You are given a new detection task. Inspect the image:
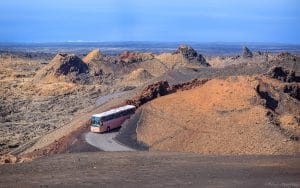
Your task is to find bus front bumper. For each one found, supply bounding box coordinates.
[90,126,101,133]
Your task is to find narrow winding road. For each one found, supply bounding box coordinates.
[84,91,135,151]
[84,131,134,151]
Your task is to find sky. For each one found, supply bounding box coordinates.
[0,0,299,43]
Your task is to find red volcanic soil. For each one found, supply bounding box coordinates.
[137,76,300,155]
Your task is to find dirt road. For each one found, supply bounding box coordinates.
[1,152,299,188]
[84,131,134,151]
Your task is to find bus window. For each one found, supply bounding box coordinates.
[116,112,122,118]
[91,117,100,126]
[102,115,109,122]
[121,110,127,116]
[111,113,118,119]
[128,109,134,114]
[103,114,114,121]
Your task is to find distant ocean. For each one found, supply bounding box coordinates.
[1,42,300,56]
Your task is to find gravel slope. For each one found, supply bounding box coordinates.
[0,152,299,188]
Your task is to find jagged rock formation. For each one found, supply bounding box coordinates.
[266,66,297,82]
[118,51,154,65]
[126,81,171,107]
[173,45,210,66]
[171,78,210,91]
[83,49,104,76]
[242,46,253,58]
[83,48,102,63]
[256,77,300,141]
[284,84,300,100]
[275,52,297,62]
[126,79,210,107]
[33,53,88,83]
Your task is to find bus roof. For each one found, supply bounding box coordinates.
[92,105,135,118]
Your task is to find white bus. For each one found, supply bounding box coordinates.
[90,105,135,133]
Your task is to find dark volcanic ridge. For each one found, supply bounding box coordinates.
[33,45,212,85]
[33,53,89,83]
[173,45,210,66]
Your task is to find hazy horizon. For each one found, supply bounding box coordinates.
[1,41,300,56]
[1,41,300,45]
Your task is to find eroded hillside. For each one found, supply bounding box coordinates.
[137,73,300,155]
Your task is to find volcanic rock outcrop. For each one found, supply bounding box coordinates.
[266,66,297,82]
[174,45,209,66]
[83,49,104,76]
[33,53,88,83]
[275,52,297,62]
[126,81,171,107]
[118,51,154,65]
[242,46,253,58]
[83,48,102,63]
[284,84,300,100]
[126,78,210,107]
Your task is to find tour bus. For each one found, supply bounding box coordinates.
[90,105,136,133]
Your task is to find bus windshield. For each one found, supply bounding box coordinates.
[91,116,100,127]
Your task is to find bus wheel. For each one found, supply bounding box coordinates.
[107,127,111,133]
